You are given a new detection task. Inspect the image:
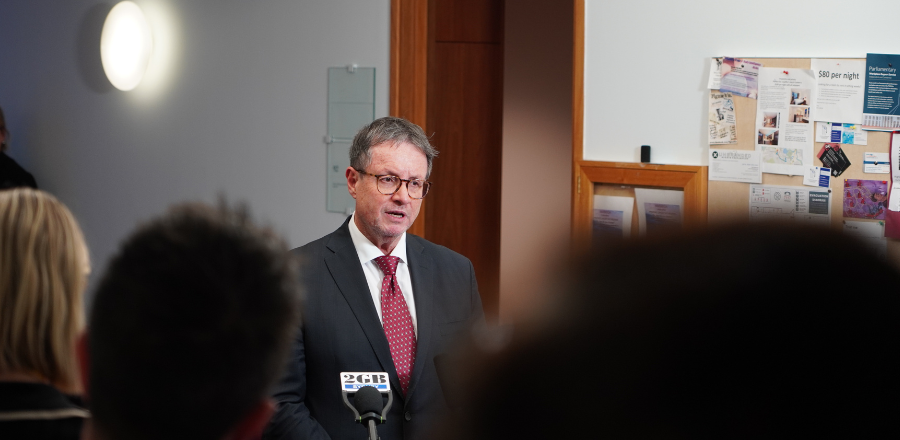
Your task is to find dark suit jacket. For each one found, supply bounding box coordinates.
[265,217,484,440]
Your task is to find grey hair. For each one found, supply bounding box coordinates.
[349,117,438,178]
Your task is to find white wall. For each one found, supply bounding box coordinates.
[0,0,389,303]
[501,0,573,322]
[583,0,900,165]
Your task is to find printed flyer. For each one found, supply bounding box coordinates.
[749,184,831,226]
[755,68,816,175]
[719,58,762,99]
[862,53,900,130]
[708,91,737,144]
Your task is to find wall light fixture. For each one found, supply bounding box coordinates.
[100,2,153,91]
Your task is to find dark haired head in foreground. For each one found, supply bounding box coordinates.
[85,202,301,440]
[440,223,899,438]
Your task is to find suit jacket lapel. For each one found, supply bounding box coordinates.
[405,235,434,401]
[323,219,400,390]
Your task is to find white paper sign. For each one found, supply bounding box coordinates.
[810,59,866,124]
[340,372,391,392]
[709,149,761,183]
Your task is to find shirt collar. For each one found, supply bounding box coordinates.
[348,212,407,265]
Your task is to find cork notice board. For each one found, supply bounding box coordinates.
[707,58,900,268]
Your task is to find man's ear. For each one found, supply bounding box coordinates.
[227,399,275,440]
[346,166,359,199]
[76,332,90,399]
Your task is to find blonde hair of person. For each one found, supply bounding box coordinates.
[0,188,89,392]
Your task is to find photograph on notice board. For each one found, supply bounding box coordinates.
[758,129,779,145]
[789,106,810,123]
[843,179,888,220]
[789,88,810,106]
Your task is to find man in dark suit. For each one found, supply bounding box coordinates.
[266,117,484,440]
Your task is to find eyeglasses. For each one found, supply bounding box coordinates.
[355,169,432,199]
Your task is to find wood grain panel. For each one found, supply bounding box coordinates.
[391,0,429,236]
[434,0,503,43]
[426,41,504,318]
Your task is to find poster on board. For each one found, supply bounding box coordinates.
[755,68,816,176]
[749,184,831,226]
[862,53,900,131]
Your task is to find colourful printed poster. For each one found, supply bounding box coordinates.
[719,58,762,99]
[843,179,888,220]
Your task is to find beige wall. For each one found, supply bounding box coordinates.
[500,0,573,322]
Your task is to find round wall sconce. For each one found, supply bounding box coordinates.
[100,2,153,91]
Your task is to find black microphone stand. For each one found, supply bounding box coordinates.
[342,387,394,440]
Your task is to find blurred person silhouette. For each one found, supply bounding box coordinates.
[0,106,38,189]
[80,202,302,440]
[0,189,90,439]
[436,223,899,439]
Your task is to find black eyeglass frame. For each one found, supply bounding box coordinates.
[354,168,432,199]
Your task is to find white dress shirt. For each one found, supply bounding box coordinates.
[348,213,418,336]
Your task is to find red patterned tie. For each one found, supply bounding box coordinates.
[374,255,417,395]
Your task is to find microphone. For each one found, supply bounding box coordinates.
[340,372,393,440]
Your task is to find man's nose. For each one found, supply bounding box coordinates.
[391,183,412,202]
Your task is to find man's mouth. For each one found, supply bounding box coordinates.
[386,211,406,219]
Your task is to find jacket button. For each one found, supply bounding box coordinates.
[404,411,412,421]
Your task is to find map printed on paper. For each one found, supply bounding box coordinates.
[762,147,803,166]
